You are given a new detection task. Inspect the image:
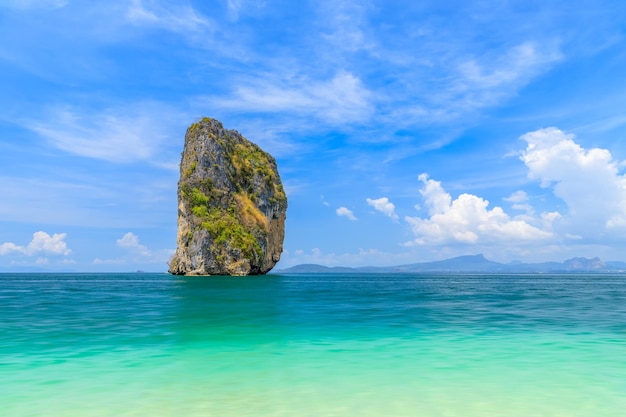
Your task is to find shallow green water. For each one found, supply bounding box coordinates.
[2,273,625,416]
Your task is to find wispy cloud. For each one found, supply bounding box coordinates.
[400,42,563,125]
[318,0,374,54]
[504,190,529,204]
[226,0,242,20]
[504,190,537,218]
[214,70,374,124]
[126,0,213,36]
[0,0,68,9]
[226,0,268,21]
[450,42,562,110]
[573,114,626,135]
[27,103,184,163]
[0,174,177,229]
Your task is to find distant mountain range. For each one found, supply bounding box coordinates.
[277,254,626,274]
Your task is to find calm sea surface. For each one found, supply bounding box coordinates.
[2,272,625,416]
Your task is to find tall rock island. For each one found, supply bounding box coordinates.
[168,118,287,276]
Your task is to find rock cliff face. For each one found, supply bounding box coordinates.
[168,118,287,276]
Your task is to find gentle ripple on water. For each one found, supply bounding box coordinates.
[1,272,626,416]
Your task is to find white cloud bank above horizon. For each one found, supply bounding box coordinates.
[404,127,626,251]
[404,174,553,246]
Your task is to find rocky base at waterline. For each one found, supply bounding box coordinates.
[168,117,287,276]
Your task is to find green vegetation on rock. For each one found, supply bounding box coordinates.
[187,187,262,261]
[201,207,262,261]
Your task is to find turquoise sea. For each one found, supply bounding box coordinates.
[2,272,625,416]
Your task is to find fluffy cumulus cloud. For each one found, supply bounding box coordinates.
[117,232,151,256]
[93,232,173,267]
[336,206,358,221]
[402,128,626,255]
[0,231,71,256]
[405,174,552,245]
[366,197,399,221]
[520,127,626,238]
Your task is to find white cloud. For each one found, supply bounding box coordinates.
[366,197,399,221]
[226,0,245,21]
[336,206,358,221]
[412,42,562,124]
[0,231,71,256]
[101,232,174,267]
[504,190,536,216]
[0,242,22,255]
[459,43,555,90]
[520,127,626,237]
[227,0,241,19]
[417,173,452,216]
[504,190,528,203]
[26,231,72,255]
[28,104,181,163]
[117,232,151,256]
[126,0,213,36]
[405,174,552,245]
[394,128,626,258]
[215,70,373,124]
[318,0,373,53]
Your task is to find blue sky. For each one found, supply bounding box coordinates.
[2,0,626,271]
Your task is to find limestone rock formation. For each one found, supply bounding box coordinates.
[168,118,287,276]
